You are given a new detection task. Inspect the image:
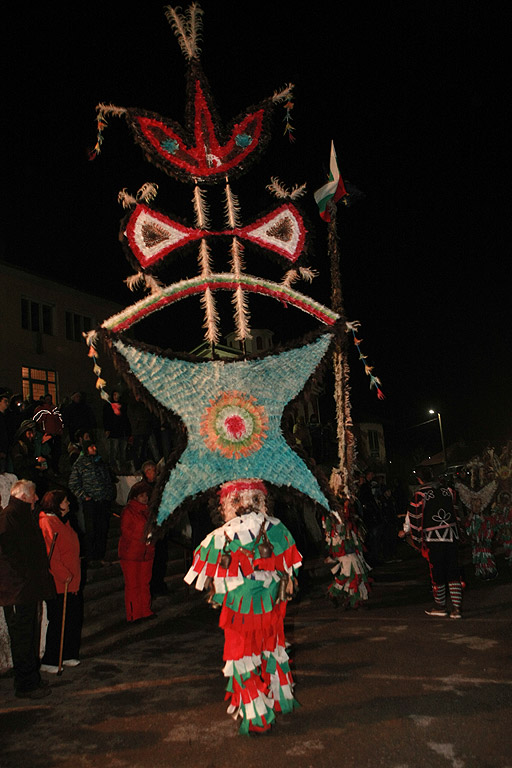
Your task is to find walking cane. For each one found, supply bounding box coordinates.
[57,580,69,676]
[38,533,59,663]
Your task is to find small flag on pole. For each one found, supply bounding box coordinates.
[314,141,347,221]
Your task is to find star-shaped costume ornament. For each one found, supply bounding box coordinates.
[113,334,333,524]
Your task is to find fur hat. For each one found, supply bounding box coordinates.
[14,419,36,441]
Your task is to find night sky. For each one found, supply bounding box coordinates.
[3,2,508,455]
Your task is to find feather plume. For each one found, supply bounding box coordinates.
[232,285,251,341]
[200,287,220,344]
[299,267,318,282]
[272,83,294,103]
[198,239,213,276]
[84,330,98,348]
[281,269,299,288]
[164,3,203,60]
[136,182,159,203]
[192,184,210,229]
[118,188,137,209]
[145,273,164,294]
[96,102,127,118]
[125,272,146,291]
[224,181,242,229]
[229,238,245,276]
[266,177,307,200]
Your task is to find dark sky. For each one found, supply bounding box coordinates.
[3,2,509,449]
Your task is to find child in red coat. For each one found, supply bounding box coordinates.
[118,481,155,622]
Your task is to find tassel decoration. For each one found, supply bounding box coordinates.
[349,326,385,400]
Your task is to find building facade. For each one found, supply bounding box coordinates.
[0,261,122,416]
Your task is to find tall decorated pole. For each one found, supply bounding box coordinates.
[314,142,355,497]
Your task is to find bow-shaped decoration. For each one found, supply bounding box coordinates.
[122,202,307,270]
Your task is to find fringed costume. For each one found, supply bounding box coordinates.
[322,501,371,607]
[185,480,301,734]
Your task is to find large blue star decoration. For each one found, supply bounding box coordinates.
[113,334,333,524]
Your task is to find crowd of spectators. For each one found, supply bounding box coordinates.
[0,384,176,699]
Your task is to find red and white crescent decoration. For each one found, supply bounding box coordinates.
[124,202,307,269]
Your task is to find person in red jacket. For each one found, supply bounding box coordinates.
[39,490,83,672]
[118,481,155,622]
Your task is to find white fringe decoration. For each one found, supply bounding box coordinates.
[193,184,210,230]
[137,183,159,203]
[200,287,220,345]
[164,3,203,60]
[266,177,307,200]
[272,83,294,103]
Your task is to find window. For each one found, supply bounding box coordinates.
[22,367,57,403]
[65,311,92,342]
[368,429,380,458]
[21,298,54,335]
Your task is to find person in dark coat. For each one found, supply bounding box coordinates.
[62,392,96,446]
[0,479,56,698]
[102,390,131,473]
[68,441,116,566]
[10,419,48,497]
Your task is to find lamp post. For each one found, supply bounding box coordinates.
[429,409,447,473]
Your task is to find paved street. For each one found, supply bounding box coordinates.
[1,541,511,768]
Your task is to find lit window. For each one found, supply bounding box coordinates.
[22,367,57,403]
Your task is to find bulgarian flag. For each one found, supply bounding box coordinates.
[314,141,347,221]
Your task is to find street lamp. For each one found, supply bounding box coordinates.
[429,409,447,472]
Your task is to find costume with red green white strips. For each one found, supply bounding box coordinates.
[322,503,371,607]
[184,508,302,734]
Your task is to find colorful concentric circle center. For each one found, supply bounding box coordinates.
[200,390,268,459]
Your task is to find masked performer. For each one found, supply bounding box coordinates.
[185,479,302,735]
